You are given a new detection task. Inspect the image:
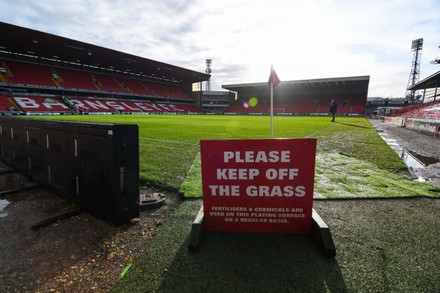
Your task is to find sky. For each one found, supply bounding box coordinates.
[0,0,439,98]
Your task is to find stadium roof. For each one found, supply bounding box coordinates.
[408,70,440,91]
[0,21,210,85]
[222,75,370,96]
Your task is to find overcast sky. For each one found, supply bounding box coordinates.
[1,0,439,97]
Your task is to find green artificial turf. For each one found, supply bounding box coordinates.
[111,197,440,292]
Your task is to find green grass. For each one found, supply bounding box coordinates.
[31,114,440,198]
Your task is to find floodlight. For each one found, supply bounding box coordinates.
[430,56,440,64]
[430,47,440,64]
[411,38,423,50]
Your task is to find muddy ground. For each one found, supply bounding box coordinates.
[0,183,181,292]
[369,118,440,189]
[0,118,439,292]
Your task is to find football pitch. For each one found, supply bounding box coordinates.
[35,114,440,199]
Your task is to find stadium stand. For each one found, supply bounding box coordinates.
[3,68,191,116]
[0,95,19,112]
[0,21,206,115]
[70,97,116,113]
[90,73,130,93]
[173,104,203,113]
[223,76,369,116]
[2,59,185,97]
[106,99,144,113]
[1,57,196,106]
[382,99,440,136]
[13,95,71,113]
[144,81,171,98]
[167,84,193,100]
[224,94,367,116]
[395,100,440,120]
[52,67,100,91]
[71,98,201,113]
[2,94,203,114]
[1,23,373,116]
[286,96,319,114]
[3,60,56,87]
[131,101,166,113]
[117,77,152,95]
[226,100,269,114]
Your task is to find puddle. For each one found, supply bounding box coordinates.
[0,174,25,191]
[378,132,440,168]
[378,132,404,154]
[407,150,440,166]
[0,173,39,192]
[0,198,10,217]
[377,129,440,182]
[385,138,398,144]
[400,150,439,169]
[401,150,426,169]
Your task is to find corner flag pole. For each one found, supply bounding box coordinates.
[270,83,274,138]
[268,65,280,139]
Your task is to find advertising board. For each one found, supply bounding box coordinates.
[201,138,316,234]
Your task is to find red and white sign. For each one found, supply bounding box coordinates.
[201,138,317,234]
[12,96,196,113]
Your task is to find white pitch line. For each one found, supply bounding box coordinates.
[304,123,339,138]
[141,123,337,145]
[140,137,199,146]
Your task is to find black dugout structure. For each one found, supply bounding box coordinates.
[0,117,140,224]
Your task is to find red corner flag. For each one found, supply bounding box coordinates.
[268,65,280,88]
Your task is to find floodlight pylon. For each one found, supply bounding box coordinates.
[205,59,212,92]
[405,38,423,101]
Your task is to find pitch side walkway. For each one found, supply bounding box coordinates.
[113,197,440,292]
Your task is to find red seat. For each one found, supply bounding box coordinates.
[13,96,71,112]
[5,60,56,87]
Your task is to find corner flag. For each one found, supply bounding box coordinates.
[268,65,280,138]
[268,65,280,88]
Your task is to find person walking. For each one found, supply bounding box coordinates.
[330,99,338,122]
